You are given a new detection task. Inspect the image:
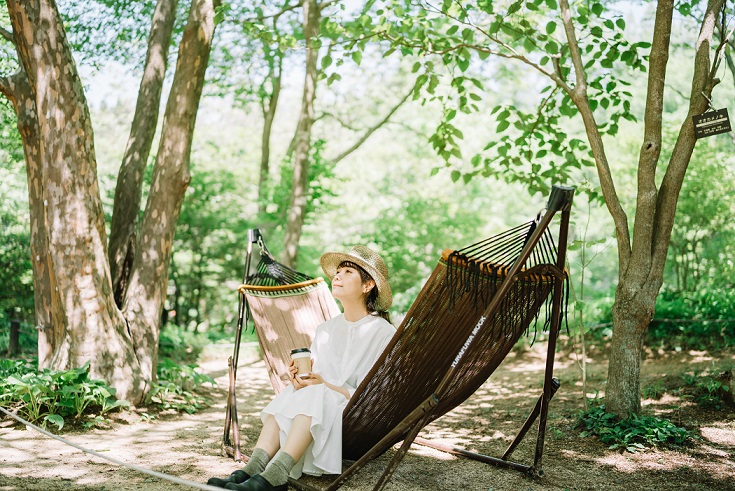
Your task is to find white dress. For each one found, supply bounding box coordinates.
[260,313,395,477]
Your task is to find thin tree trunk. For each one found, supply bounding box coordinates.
[257,50,282,216]
[9,318,20,356]
[122,0,220,394]
[6,0,141,397]
[282,0,319,268]
[108,0,180,308]
[0,65,56,366]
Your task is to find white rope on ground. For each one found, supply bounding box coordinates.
[0,405,232,491]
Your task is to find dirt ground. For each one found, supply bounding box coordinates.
[1,342,734,491]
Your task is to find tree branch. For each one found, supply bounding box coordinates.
[650,0,726,281]
[330,88,412,164]
[0,74,16,103]
[557,0,631,269]
[626,0,674,284]
[0,26,14,44]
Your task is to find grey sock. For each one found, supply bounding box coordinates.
[259,451,296,487]
[242,447,271,476]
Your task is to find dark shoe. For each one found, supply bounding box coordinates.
[224,474,287,491]
[207,470,251,488]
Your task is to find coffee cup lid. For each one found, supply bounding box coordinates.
[291,348,310,354]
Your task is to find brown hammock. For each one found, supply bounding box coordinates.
[224,185,574,490]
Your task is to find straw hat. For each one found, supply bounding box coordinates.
[320,245,392,310]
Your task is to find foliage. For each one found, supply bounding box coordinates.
[158,324,212,363]
[649,289,735,350]
[168,163,252,332]
[0,103,34,327]
[366,0,648,199]
[662,137,735,293]
[578,402,692,452]
[0,360,129,431]
[645,370,734,410]
[146,358,216,414]
[681,370,733,410]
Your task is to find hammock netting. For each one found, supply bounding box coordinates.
[341,219,567,460]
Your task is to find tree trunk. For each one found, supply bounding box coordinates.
[122,0,220,395]
[282,0,319,268]
[8,318,20,356]
[108,0,180,308]
[4,0,220,404]
[0,63,56,366]
[604,0,723,417]
[257,51,282,216]
[6,0,142,398]
[606,282,657,415]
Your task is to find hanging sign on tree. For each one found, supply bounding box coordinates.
[692,93,732,139]
[692,108,732,139]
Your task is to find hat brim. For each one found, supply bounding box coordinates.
[320,251,392,311]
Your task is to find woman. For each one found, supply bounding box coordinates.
[208,245,395,491]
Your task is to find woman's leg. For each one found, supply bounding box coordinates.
[210,416,283,489]
[253,415,281,457]
[281,414,313,462]
[257,414,313,488]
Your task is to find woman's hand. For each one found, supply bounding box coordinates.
[298,372,325,387]
[289,359,322,390]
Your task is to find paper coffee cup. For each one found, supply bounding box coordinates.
[291,348,311,377]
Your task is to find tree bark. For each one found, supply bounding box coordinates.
[9,318,20,356]
[0,61,56,366]
[257,48,282,216]
[282,0,319,268]
[122,0,220,395]
[108,0,180,308]
[6,0,141,397]
[605,0,723,417]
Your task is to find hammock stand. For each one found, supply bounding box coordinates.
[224,184,574,490]
[222,230,340,460]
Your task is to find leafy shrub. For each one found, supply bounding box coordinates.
[146,358,216,414]
[578,403,692,452]
[158,324,210,363]
[650,289,735,350]
[0,360,129,431]
[680,370,733,410]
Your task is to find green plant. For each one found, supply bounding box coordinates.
[679,370,733,410]
[642,379,666,400]
[0,361,129,431]
[146,358,216,414]
[578,403,692,452]
[158,325,212,364]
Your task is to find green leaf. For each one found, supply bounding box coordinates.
[45,414,65,431]
[497,120,510,132]
[591,3,603,15]
[545,41,559,54]
[450,170,461,182]
[351,51,362,65]
[546,21,556,34]
[616,18,626,30]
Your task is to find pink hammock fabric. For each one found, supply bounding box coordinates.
[239,278,341,393]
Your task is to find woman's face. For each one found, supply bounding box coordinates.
[331,265,374,304]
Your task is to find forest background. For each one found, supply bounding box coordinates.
[1,0,735,410]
